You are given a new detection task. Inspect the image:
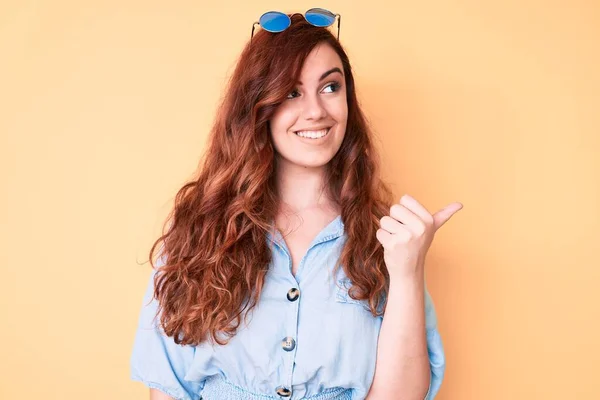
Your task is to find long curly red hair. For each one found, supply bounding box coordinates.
[148,14,396,346]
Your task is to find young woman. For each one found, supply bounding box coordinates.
[130,9,462,400]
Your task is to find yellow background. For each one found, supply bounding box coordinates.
[1,0,598,399]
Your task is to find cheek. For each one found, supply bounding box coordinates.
[335,107,348,139]
[329,98,348,122]
[270,106,296,133]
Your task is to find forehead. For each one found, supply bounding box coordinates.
[297,43,343,81]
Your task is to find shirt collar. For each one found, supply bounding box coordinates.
[266,214,345,246]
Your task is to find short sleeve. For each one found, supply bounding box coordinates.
[423,287,446,400]
[129,265,205,400]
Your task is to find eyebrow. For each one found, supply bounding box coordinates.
[297,67,343,85]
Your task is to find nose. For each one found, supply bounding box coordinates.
[301,92,328,121]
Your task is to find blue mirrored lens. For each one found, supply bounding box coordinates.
[259,11,291,32]
[305,8,335,27]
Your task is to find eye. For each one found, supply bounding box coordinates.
[286,81,343,100]
[287,89,300,99]
[322,81,341,93]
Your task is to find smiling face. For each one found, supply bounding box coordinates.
[269,42,348,170]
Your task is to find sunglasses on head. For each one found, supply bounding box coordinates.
[251,8,341,43]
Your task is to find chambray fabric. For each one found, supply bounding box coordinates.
[130,214,445,400]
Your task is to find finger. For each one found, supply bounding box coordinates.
[433,202,463,231]
[376,227,394,248]
[399,194,434,225]
[388,204,424,235]
[380,215,412,236]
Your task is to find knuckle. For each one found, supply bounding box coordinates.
[397,230,410,243]
[415,222,427,235]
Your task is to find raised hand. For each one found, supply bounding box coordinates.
[375,194,463,280]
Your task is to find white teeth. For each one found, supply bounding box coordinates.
[295,128,329,139]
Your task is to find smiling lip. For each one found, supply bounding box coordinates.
[294,128,331,145]
[294,126,332,135]
[294,126,332,133]
[294,127,331,141]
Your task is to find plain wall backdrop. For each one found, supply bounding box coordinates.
[1,0,598,399]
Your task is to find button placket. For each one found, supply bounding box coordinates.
[275,286,300,398]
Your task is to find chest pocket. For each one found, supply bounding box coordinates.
[335,277,385,316]
[335,277,363,304]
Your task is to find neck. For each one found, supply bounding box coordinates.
[274,158,336,214]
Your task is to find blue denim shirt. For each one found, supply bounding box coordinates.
[130,214,445,400]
